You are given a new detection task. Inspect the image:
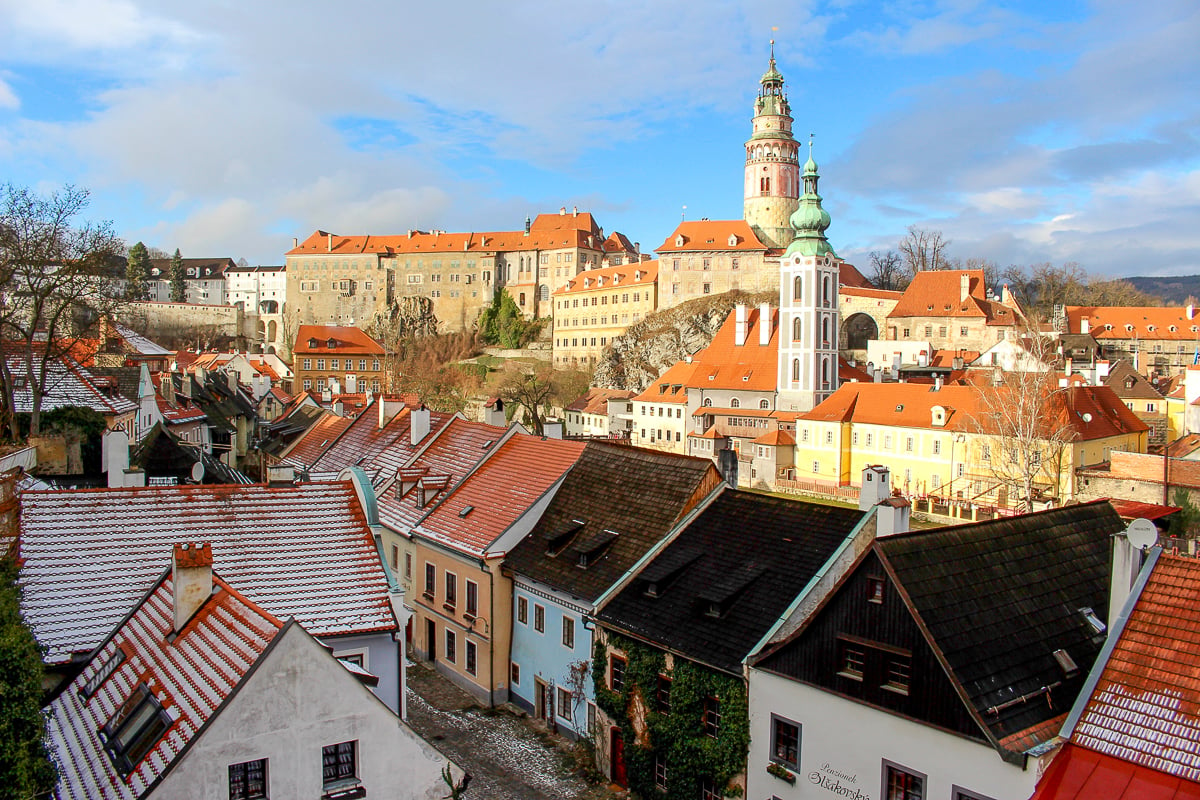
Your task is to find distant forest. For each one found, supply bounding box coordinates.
[1126,276,1200,305]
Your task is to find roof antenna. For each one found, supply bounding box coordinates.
[681,204,687,221]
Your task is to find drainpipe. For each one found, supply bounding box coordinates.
[488,559,495,708]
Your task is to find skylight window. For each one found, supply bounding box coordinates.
[1079,606,1106,634]
[101,684,173,776]
[459,505,474,517]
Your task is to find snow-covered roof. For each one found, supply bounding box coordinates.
[112,323,172,356]
[16,482,396,663]
[6,355,137,416]
[48,566,284,800]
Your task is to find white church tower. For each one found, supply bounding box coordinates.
[776,140,840,412]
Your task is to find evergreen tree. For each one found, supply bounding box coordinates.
[0,552,57,797]
[169,248,186,303]
[125,241,150,300]
[478,289,534,349]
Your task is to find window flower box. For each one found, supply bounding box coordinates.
[767,762,796,784]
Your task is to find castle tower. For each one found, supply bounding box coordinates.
[743,41,801,250]
[776,141,840,412]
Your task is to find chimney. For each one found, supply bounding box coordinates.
[524,216,531,234]
[1189,304,1196,321]
[734,304,748,347]
[484,397,506,427]
[859,465,890,510]
[1001,283,1013,305]
[1059,376,1069,388]
[327,233,333,252]
[573,206,578,217]
[266,465,296,486]
[293,237,298,248]
[410,405,431,445]
[559,206,566,215]
[172,543,213,633]
[226,369,238,392]
[1081,317,1090,334]
[542,420,564,439]
[1065,357,1073,376]
[378,396,406,429]
[934,376,943,391]
[103,428,130,488]
[1097,360,1111,380]
[960,273,970,303]
[918,350,929,368]
[332,399,344,417]
[758,303,772,345]
[1110,519,1157,625]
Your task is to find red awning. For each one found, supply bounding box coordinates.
[1031,745,1200,800]
[1107,499,1180,521]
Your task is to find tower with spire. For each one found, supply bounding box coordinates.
[743,41,801,250]
[776,138,840,412]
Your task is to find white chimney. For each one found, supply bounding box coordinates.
[960,273,970,303]
[484,398,506,427]
[758,303,771,345]
[543,420,564,439]
[859,465,890,510]
[410,405,431,445]
[1110,519,1157,625]
[378,397,406,429]
[1081,317,1090,334]
[103,427,130,488]
[918,350,929,368]
[292,237,298,248]
[266,465,296,486]
[172,542,213,633]
[1065,357,1073,376]
[734,304,748,347]
[1189,304,1196,321]
[327,233,333,252]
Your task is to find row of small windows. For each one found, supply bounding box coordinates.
[560,292,644,308]
[558,337,609,348]
[558,313,642,328]
[302,377,382,393]
[302,359,381,371]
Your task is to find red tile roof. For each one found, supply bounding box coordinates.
[1031,744,1200,799]
[16,482,395,663]
[839,286,901,300]
[281,412,354,467]
[293,325,385,356]
[415,433,584,556]
[554,261,658,295]
[838,261,875,289]
[803,382,1148,440]
[287,224,600,257]
[567,387,635,415]
[308,402,451,482]
[376,418,506,532]
[887,269,1022,326]
[655,220,772,253]
[48,570,282,800]
[1067,306,1200,341]
[1072,554,1200,780]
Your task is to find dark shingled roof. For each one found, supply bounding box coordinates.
[876,500,1122,752]
[504,442,721,603]
[598,491,867,674]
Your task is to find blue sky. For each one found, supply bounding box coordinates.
[1,0,1197,277]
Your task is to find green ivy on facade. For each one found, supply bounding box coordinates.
[592,634,748,799]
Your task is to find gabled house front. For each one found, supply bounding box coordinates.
[46,544,460,800]
[747,501,1126,800]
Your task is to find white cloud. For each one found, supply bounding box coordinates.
[0,74,17,109]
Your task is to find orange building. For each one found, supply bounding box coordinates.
[292,324,387,395]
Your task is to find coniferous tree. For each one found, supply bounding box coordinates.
[0,552,57,796]
[125,241,150,300]
[169,248,186,303]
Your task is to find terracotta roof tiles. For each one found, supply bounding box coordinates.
[655,220,772,253]
[1067,306,1200,341]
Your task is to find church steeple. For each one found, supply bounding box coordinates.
[743,41,801,250]
[784,137,836,258]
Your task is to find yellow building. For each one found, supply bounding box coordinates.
[552,261,658,368]
[794,382,1148,509]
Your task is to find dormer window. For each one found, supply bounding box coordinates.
[543,519,585,556]
[675,235,685,247]
[101,684,172,776]
[727,234,738,246]
[326,338,337,348]
[307,338,319,349]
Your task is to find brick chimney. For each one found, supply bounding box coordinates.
[172,543,213,633]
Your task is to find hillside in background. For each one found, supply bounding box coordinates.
[1126,276,1200,305]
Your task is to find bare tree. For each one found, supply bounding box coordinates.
[968,330,1074,510]
[491,361,588,436]
[897,226,951,277]
[0,184,124,437]
[867,250,907,291]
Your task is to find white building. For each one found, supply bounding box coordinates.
[47,543,460,800]
[225,264,288,352]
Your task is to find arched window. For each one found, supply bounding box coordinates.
[793,316,802,342]
[793,275,802,302]
[823,276,831,305]
[821,358,830,386]
[730,398,740,409]
[822,318,830,346]
[759,399,770,410]
[703,398,713,407]
[792,358,800,382]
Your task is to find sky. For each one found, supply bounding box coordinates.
[0,0,1197,277]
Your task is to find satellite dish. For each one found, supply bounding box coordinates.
[190,462,205,483]
[1124,518,1158,550]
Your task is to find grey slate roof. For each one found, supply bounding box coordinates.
[504,442,721,603]
[876,500,1121,749]
[597,490,867,675]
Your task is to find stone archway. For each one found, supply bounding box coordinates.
[841,312,879,351]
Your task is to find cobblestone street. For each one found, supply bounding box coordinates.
[405,659,612,800]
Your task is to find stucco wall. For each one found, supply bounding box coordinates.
[156,624,457,800]
[323,631,402,715]
[747,669,1044,800]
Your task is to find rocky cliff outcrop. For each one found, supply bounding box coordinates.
[592,290,774,392]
